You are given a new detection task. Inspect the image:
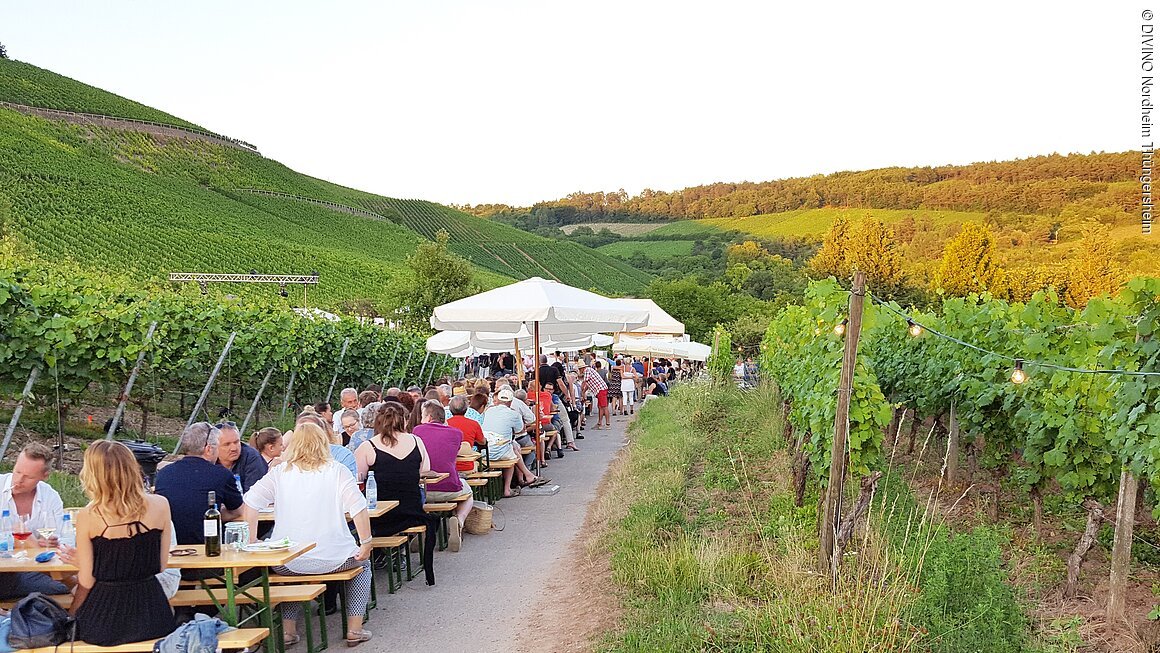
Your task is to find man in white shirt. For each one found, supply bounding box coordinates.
[0,443,68,599]
[333,388,359,433]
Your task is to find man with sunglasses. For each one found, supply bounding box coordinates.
[215,421,268,492]
[154,423,243,549]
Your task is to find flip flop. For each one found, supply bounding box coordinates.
[529,478,551,488]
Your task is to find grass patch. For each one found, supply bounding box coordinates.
[599,382,1037,652]
[597,239,695,259]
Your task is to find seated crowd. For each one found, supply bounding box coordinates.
[0,350,680,649]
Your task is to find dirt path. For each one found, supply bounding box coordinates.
[330,417,629,651]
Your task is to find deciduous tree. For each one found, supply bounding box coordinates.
[1063,222,1122,307]
[809,217,852,278]
[848,218,904,290]
[936,222,998,296]
[390,230,479,331]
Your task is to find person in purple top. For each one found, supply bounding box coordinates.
[412,401,473,552]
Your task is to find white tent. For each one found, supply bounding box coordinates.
[610,298,684,336]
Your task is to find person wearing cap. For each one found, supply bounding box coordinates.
[482,387,538,497]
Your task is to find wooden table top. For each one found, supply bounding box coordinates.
[253,500,398,522]
[419,472,449,485]
[0,541,315,572]
[456,451,482,461]
[0,546,78,573]
[167,542,315,569]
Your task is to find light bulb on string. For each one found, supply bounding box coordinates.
[907,319,923,337]
[1010,359,1027,385]
[833,318,848,336]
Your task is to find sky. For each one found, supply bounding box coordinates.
[0,1,1138,207]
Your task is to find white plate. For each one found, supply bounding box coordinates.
[242,540,295,552]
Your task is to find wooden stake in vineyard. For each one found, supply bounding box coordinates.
[1107,331,1146,629]
[820,270,866,581]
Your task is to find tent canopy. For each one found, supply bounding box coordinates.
[613,337,712,361]
[430,277,649,336]
[611,298,684,336]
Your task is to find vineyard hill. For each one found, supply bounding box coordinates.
[0,59,652,311]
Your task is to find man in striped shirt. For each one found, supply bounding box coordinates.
[580,361,610,430]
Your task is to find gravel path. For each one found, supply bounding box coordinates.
[322,418,628,651]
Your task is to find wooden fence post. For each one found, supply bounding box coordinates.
[820,271,866,581]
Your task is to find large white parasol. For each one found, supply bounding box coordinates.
[431,278,647,463]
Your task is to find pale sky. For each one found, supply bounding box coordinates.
[1,1,1137,207]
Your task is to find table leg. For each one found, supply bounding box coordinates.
[260,568,278,653]
[224,568,237,625]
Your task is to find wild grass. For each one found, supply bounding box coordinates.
[598,381,1036,652]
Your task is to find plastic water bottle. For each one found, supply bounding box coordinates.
[365,472,378,510]
[234,474,244,496]
[0,510,13,557]
[58,513,76,548]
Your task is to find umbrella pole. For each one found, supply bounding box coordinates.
[513,339,522,390]
[534,321,544,467]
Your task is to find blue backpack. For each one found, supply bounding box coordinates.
[7,593,75,649]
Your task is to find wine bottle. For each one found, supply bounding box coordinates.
[204,491,222,557]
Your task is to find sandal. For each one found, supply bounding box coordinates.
[284,634,301,648]
[566,444,580,451]
[345,629,372,647]
[504,487,522,498]
[529,478,551,488]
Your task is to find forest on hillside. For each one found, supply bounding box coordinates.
[462,152,1138,228]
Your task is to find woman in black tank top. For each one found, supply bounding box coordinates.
[354,403,438,585]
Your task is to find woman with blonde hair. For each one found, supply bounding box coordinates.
[243,421,374,647]
[71,441,176,646]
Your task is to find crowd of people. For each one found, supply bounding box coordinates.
[0,349,683,648]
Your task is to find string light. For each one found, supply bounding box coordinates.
[1010,359,1027,385]
[907,318,924,337]
[868,292,1160,378]
[834,318,848,336]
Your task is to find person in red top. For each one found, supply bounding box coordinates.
[530,381,562,458]
[446,395,485,473]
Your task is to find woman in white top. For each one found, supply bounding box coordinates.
[619,358,637,414]
[243,422,374,647]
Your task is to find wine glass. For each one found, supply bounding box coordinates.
[36,526,56,542]
[12,514,32,548]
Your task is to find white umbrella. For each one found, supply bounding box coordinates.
[615,337,712,362]
[427,332,615,357]
[430,277,649,336]
[610,298,684,336]
[431,278,647,463]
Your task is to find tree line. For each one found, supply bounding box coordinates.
[458,152,1138,226]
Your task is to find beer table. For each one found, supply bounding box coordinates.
[419,471,449,485]
[0,547,77,573]
[171,542,315,653]
[0,543,313,653]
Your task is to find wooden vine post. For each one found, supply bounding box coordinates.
[1108,332,1145,628]
[1107,470,1137,626]
[943,401,958,487]
[819,270,866,580]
